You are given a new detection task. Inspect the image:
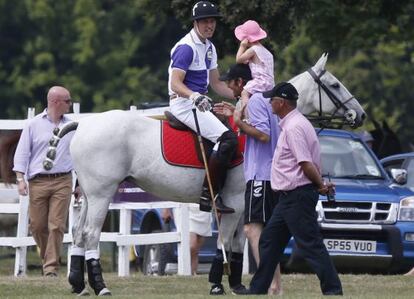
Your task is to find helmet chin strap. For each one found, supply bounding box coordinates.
[194,21,207,42]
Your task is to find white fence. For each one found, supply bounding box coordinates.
[0,189,192,277]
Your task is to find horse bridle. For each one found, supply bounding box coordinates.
[307,68,357,127]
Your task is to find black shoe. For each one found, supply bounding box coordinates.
[44,272,58,278]
[231,284,247,293]
[200,188,235,214]
[232,285,251,295]
[210,284,225,295]
[323,290,343,296]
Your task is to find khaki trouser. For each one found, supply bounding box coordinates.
[28,173,72,275]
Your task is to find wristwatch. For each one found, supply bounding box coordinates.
[16,177,24,183]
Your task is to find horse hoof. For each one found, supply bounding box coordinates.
[98,288,111,296]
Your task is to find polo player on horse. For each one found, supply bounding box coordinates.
[168,1,238,214]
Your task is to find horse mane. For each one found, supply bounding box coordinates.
[0,130,21,185]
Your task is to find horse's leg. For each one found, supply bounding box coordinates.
[209,190,246,292]
[227,213,246,289]
[83,194,112,296]
[69,196,89,296]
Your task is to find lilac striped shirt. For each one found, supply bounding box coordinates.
[271,109,321,191]
[13,109,74,179]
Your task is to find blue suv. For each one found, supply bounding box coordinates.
[283,129,414,273]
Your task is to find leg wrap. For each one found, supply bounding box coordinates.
[87,258,109,296]
[208,249,227,284]
[228,252,244,288]
[215,130,238,164]
[68,255,86,294]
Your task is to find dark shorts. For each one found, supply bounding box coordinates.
[244,180,279,225]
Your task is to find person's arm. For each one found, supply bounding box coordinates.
[15,171,28,196]
[299,161,333,195]
[233,108,269,142]
[209,68,235,99]
[213,101,235,117]
[170,69,194,98]
[13,124,31,196]
[236,39,255,64]
[161,208,173,224]
[170,44,195,98]
[288,127,334,195]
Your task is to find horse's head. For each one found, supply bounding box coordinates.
[291,53,366,128]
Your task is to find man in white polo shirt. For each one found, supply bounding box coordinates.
[168,1,237,214]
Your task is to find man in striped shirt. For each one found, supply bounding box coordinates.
[235,82,343,296]
[14,86,74,278]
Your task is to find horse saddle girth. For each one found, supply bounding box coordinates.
[161,111,245,169]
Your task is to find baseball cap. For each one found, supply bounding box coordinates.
[219,64,252,82]
[262,82,299,101]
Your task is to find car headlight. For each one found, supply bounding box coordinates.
[398,196,414,221]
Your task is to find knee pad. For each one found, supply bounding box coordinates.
[216,130,238,163]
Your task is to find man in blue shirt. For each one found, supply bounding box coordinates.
[14,86,74,278]
[209,64,282,295]
[168,1,236,214]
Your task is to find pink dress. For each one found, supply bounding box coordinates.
[244,45,275,94]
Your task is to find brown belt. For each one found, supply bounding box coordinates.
[31,172,71,180]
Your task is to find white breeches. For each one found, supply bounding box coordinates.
[170,97,228,144]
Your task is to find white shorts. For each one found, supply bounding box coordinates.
[173,205,212,237]
[170,97,228,143]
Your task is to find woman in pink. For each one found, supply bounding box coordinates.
[235,20,275,121]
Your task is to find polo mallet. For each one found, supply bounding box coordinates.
[192,107,231,275]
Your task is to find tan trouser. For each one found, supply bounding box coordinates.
[28,174,72,275]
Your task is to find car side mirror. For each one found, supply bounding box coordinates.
[390,168,407,185]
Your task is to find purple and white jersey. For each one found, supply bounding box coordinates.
[168,29,218,95]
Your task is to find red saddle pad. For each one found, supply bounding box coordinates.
[161,117,245,169]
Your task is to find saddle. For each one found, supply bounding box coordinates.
[161,111,244,169]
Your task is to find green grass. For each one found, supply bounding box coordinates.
[1,247,412,298]
[0,273,412,298]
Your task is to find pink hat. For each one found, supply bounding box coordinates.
[234,20,267,43]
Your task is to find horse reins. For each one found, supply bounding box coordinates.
[307,68,356,125]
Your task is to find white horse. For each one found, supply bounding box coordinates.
[44,53,365,296]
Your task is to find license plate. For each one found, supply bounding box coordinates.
[323,239,376,253]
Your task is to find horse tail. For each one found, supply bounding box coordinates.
[72,193,88,247]
[43,121,78,171]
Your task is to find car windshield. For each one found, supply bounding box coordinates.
[319,135,383,179]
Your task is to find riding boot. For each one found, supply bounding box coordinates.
[69,255,89,295]
[86,258,111,296]
[199,155,234,214]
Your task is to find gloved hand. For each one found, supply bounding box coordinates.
[190,92,213,112]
